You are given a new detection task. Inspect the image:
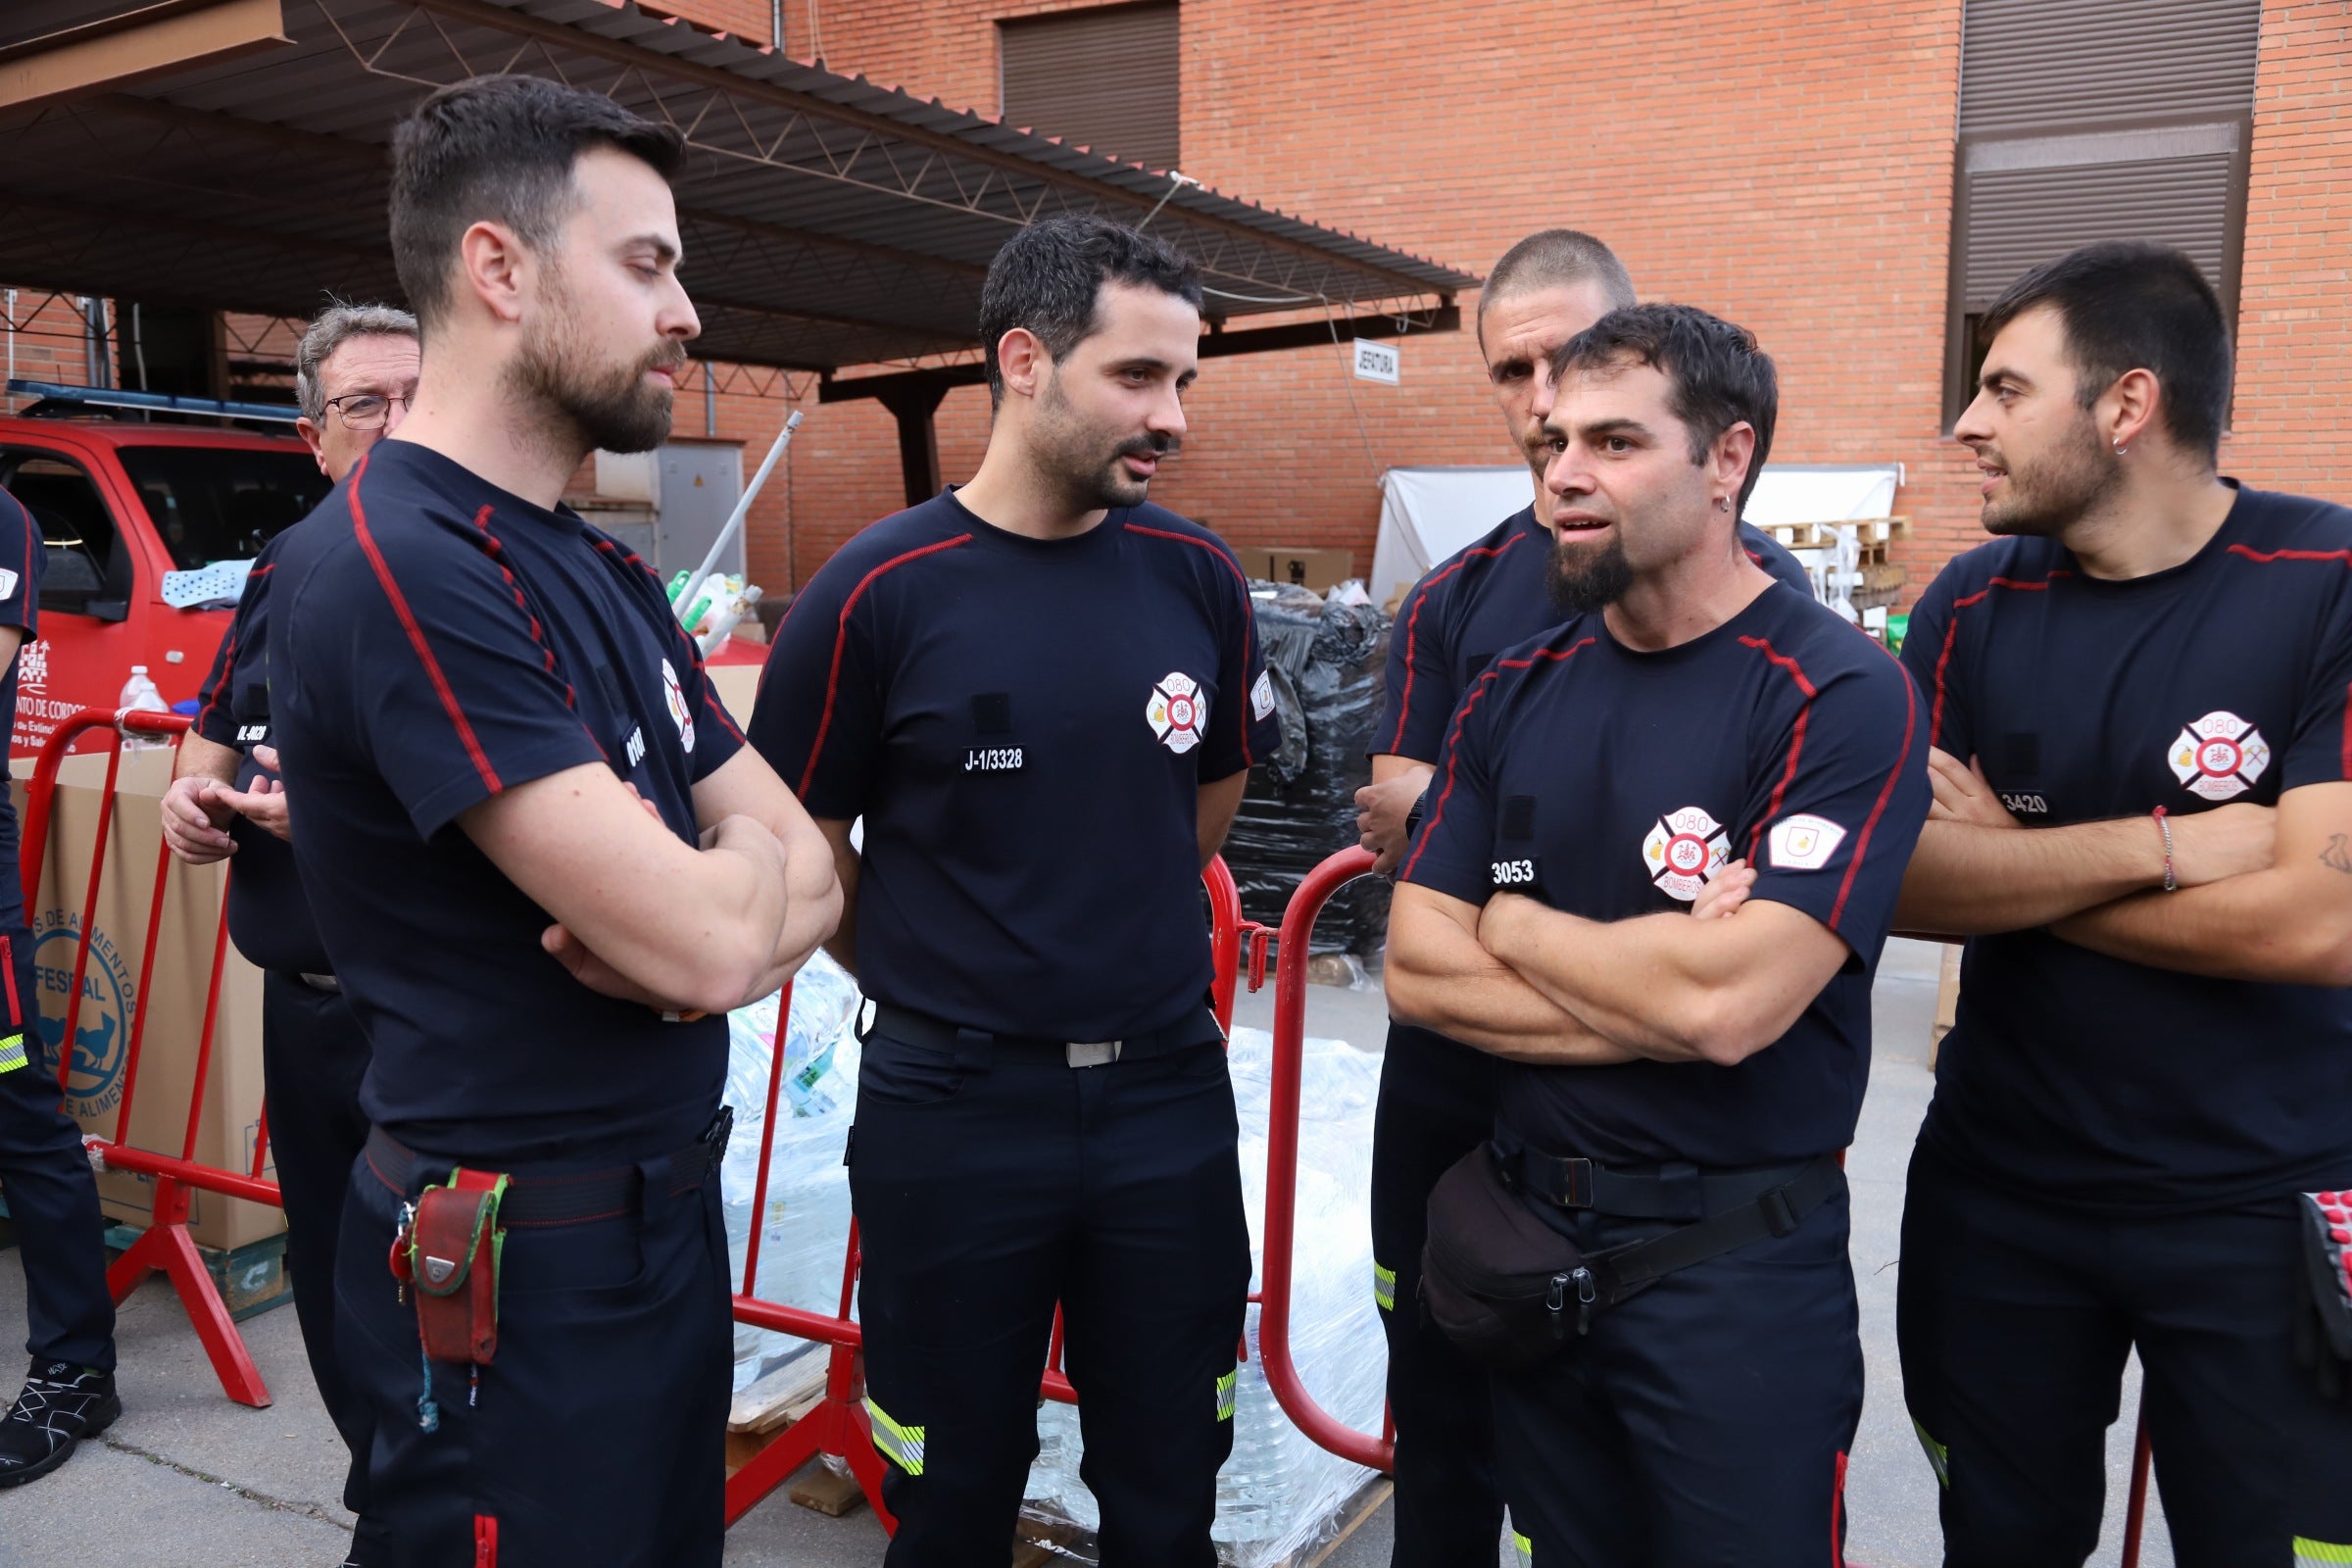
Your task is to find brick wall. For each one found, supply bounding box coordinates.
[672,0,1983,594]
[2223,4,2352,501]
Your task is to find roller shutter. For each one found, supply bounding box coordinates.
[1000,3,1179,172]
[1946,0,2262,412]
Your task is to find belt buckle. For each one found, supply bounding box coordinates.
[1066,1040,1122,1068]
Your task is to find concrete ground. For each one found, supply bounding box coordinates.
[0,939,2169,1567]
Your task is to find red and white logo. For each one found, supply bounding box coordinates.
[1642,806,1730,902]
[1147,671,1207,755]
[2168,710,2268,801]
[662,659,695,754]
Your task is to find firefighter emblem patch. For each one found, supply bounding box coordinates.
[1642,807,1730,902]
[2168,710,2268,802]
[662,659,695,754]
[1147,672,1206,755]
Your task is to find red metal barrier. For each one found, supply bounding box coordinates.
[1257,845,1394,1473]
[20,718,1280,1522]
[19,707,281,1408]
[722,856,1262,1527]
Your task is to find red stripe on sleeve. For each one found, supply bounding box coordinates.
[1388,531,1525,755]
[1122,522,1265,765]
[192,564,270,738]
[1930,570,2071,750]
[347,455,503,796]
[1830,663,1918,931]
[798,535,971,799]
[2222,544,2352,772]
[1737,635,1819,862]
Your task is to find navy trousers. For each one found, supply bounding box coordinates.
[260,971,376,1544]
[1368,1022,1504,1566]
[0,925,113,1372]
[1492,1177,1861,1567]
[849,1031,1251,1568]
[1899,1140,2352,1567]
[334,1134,732,1568]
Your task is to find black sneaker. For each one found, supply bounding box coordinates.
[0,1359,121,1487]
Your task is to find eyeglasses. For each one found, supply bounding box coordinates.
[321,391,415,431]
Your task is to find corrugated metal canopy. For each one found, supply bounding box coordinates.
[0,0,1475,374]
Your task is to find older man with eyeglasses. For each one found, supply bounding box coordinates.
[159,301,417,1568]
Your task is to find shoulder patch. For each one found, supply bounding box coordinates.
[1768,813,1847,871]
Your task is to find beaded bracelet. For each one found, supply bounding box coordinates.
[2153,805,2177,893]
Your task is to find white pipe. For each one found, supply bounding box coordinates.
[676,408,802,626]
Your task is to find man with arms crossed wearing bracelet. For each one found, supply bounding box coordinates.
[1894,241,2352,1566]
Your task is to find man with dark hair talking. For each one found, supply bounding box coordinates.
[1387,304,1926,1566]
[270,74,838,1565]
[1351,230,1809,1565]
[1895,240,2352,1565]
[752,213,1276,1566]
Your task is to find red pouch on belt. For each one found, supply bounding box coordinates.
[406,1170,510,1365]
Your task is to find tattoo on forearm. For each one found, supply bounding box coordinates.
[2323,834,2352,875]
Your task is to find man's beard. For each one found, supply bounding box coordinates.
[1544,531,1634,614]
[509,293,682,457]
[1982,414,2119,538]
[1035,371,1177,511]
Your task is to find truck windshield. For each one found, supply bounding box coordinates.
[114,445,333,570]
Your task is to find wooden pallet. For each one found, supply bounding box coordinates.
[1754,515,1911,553]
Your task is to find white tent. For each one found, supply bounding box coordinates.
[1742,464,1901,529]
[1370,462,1902,610]
[1370,466,1537,611]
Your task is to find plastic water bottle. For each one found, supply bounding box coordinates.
[119,664,171,749]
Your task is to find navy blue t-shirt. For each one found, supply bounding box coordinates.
[0,485,41,939]
[191,534,331,976]
[750,490,1278,1042]
[1900,482,2352,1210]
[1375,506,1812,763]
[1403,586,1928,1165]
[272,441,745,1165]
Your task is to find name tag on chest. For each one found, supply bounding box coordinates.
[963,745,1025,773]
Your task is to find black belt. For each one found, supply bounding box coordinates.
[1494,1134,1838,1224]
[363,1108,732,1227]
[861,1001,1223,1067]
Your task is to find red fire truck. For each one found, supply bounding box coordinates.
[0,383,332,758]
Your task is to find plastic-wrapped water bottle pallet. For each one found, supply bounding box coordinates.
[1011,1475,1394,1568]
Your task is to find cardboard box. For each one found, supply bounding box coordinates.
[1930,943,1961,1072]
[1256,548,1354,593]
[12,746,279,1250]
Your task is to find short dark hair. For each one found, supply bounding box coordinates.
[1478,228,1637,339]
[978,215,1203,406]
[389,74,684,332]
[1551,303,1779,513]
[1979,241,2231,463]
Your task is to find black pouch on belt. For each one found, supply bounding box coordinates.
[2294,1189,2352,1399]
[1419,1142,1840,1370]
[403,1170,511,1365]
[1419,1144,1616,1370]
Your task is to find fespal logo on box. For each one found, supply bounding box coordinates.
[31,908,134,1118]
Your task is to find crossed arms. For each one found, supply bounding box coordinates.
[1893,748,2352,986]
[1385,862,1852,1068]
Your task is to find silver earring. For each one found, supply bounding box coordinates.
[1716,496,1730,512]
[2113,441,2129,456]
